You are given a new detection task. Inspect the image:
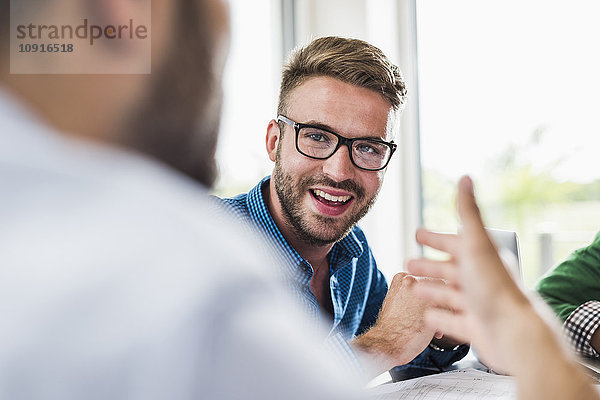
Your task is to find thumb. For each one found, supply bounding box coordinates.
[457,175,486,236]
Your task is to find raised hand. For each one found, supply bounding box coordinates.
[407,176,598,400]
[407,176,528,371]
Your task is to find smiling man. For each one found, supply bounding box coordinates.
[219,36,468,376]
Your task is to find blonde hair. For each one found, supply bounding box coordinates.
[277,36,407,116]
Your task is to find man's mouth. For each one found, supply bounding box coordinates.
[311,189,352,205]
[309,188,355,215]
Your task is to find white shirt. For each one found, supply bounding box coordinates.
[0,89,362,399]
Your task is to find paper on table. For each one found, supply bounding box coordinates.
[367,368,516,400]
[368,368,600,399]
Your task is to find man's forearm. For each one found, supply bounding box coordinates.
[350,273,443,376]
[350,329,405,376]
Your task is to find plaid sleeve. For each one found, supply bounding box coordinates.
[565,300,600,358]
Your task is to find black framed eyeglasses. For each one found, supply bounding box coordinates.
[276,115,397,171]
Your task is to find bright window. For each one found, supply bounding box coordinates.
[214,0,282,196]
[417,0,600,287]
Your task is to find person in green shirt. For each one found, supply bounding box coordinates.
[536,231,600,358]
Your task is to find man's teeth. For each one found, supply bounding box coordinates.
[313,189,351,203]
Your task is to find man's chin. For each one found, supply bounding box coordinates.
[301,234,341,248]
[306,219,354,245]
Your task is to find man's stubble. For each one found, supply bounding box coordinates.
[272,143,379,247]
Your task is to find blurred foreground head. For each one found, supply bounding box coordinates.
[0,0,229,187]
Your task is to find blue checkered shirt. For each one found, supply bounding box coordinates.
[217,176,468,373]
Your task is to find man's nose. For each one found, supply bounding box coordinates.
[322,144,355,182]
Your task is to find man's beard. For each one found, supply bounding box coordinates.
[272,147,378,247]
[121,0,222,188]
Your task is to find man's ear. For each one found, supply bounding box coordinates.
[266,119,281,162]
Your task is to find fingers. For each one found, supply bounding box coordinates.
[456,176,516,282]
[424,309,471,345]
[414,281,465,312]
[415,228,460,256]
[406,258,459,284]
[457,175,486,236]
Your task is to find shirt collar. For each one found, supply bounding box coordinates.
[246,176,364,277]
[330,229,364,272]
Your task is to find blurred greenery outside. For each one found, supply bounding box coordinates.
[422,130,600,289]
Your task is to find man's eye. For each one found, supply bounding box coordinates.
[356,143,381,155]
[304,131,330,143]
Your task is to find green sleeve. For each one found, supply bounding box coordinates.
[536,230,600,321]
